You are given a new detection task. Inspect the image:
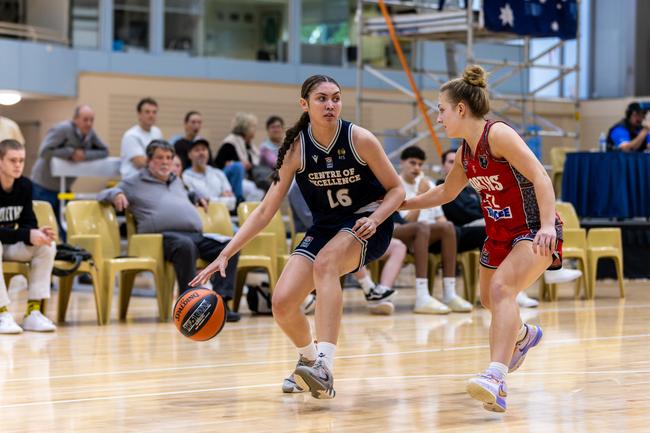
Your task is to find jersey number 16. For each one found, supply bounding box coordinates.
[327,188,352,208]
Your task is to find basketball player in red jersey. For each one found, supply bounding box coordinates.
[402,65,562,413]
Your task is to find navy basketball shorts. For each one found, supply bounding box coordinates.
[292,213,394,273]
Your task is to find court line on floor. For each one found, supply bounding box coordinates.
[42,301,648,339]
[3,369,650,409]
[4,332,650,384]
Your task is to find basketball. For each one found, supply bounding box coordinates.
[173,288,226,341]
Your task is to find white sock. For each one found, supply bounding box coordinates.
[375,284,391,295]
[358,276,375,294]
[297,342,318,361]
[317,342,337,371]
[415,278,430,303]
[516,322,528,343]
[442,277,457,303]
[487,361,508,379]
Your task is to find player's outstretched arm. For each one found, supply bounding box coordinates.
[402,147,467,211]
[190,140,300,286]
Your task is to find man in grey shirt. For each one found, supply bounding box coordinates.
[98,140,240,322]
[31,105,109,234]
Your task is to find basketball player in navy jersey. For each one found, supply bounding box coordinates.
[191,75,405,399]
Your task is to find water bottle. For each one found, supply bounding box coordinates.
[598,132,607,152]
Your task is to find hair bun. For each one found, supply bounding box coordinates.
[463,65,488,88]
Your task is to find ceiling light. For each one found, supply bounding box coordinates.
[0,91,22,106]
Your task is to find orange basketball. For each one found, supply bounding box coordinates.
[173,288,226,341]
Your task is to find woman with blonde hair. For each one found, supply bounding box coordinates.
[402,65,563,413]
[213,112,264,203]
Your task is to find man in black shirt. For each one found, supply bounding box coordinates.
[436,149,486,253]
[173,111,207,169]
[0,139,57,333]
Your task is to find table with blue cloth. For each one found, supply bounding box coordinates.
[562,152,650,218]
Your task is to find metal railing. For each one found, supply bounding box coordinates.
[0,21,68,45]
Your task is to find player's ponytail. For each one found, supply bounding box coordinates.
[271,112,309,183]
[271,74,341,184]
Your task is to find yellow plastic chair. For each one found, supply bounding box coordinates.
[200,202,277,312]
[128,203,277,315]
[65,201,162,323]
[427,251,478,302]
[554,201,622,299]
[458,250,480,304]
[587,229,625,299]
[2,263,29,294]
[539,228,589,301]
[550,147,573,198]
[1,202,61,295]
[238,202,290,276]
[537,202,590,300]
[555,201,580,229]
[33,201,103,324]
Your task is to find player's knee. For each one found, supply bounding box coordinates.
[393,239,408,259]
[271,289,297,318]
[313,251,338,276]
[176,237,197,254]
[489,279,514,303]
[35,241,56,260]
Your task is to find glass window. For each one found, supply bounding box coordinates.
[301,0,354,66]
[114,0,149,52]
[165,0,203,55]
[203,0,288,62]
[71,0,100,49]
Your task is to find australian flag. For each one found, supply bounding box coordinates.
[484,0,578,40]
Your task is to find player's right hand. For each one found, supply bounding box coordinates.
[190,255,228,287]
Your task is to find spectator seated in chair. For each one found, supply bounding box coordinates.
[396,146,473,314]
[182,139,236,212]
[0,139,57,333]
[212,112,265,202]
[99,140,241,322]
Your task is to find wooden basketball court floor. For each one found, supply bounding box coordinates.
[0,274,648,433]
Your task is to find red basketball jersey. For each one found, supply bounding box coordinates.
[460,120,542,242]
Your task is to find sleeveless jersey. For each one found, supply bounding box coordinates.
[461,120,543,241]
[295,119,386,228]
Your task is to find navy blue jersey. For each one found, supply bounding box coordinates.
[294,119,386,227]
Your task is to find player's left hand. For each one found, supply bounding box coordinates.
[532,225,556,257]
[352,217,378,240]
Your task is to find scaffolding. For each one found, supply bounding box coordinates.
[355,0,581,162]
